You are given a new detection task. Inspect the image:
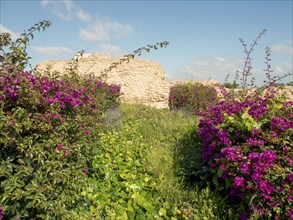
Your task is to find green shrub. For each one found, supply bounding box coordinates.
[223,82,239,89]
[0,21,121,219]
[169,82,219,114]
[0,20,170,219]
[198,30,293,219]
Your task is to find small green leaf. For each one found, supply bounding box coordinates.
[159,207,167,216]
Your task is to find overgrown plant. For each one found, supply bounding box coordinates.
[169,82,219,114]
[223,29,292,101]
[0,20,170,220]
[0,20,51,73]
[0,21,121,219]
[197,30,293,219]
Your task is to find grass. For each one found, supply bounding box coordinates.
[83,104,240,219]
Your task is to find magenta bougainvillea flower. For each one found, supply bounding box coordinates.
[198,93,293,219]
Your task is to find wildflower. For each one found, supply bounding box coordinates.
[84,130,91,135]
[251,171,263,181]
[63,152,70,157]
[56,144,63,151]
[239,162,251,174]
[287,173,293,182]
[271,116,293,132]
[0,206,4,220]
[9,120,15,127]
[259,180,274,194]
[240,212,248,220]
[248,138,264,147]
[83,166,89,174]
[234,176,245,188]
[285,210,293,219]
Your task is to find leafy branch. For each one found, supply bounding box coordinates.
[239,29,266,89]
[0,20,51,73]
[97,41,170,79]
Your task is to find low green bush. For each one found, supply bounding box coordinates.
[169,82,219,114]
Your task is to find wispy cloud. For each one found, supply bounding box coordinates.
[39,0,132,42]
[273,62,293,74]
[40,0,92,22]
[76,9,92,23]
[176,54,292,85]
[177,56,241,81]
[79,18,133,42]
[98,43,123,58]
[0,24,19,40]
[272,43,293,55]
[32,46,74,57]
[40,0,74,21]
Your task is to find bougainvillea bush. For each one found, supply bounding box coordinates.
[0,21,121,219]
[197,30,293,219]
[169,82,219,114]
[198,96,292,219]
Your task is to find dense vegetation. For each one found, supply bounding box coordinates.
[169,82,219,114]
[0,21,292,220]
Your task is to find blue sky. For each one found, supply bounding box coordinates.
[1,0,292,85]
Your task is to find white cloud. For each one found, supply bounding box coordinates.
[177,56,241,81]
[98,43,123,58]
[32,46,74,56]
[0,24,19,40]
[176,55,292,86]
[40,0,75,21]
[40,0,93,23]
[40,1,133,43]
[274,62,293,74]
[79,17,133,42]
[272,43,293,55]
[40,0,50,7]
[79,25,108,42]
[76,9,92,23]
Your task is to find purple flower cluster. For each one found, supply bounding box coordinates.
[0,69,121,180]
[198,94,293,219]
[0,206,4,220]
[0,70,121,112]
[271,116,293,132]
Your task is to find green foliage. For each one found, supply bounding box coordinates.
[0,20,51,72]
[169,82,219,114]
[198,30,293,219]
[79,104,242,219]
[2,20,274,220]
[287,81,293,86]
[82,105,182,219]
[223,82,239,89]
[0,21,120,219]
[83,123,164,219]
